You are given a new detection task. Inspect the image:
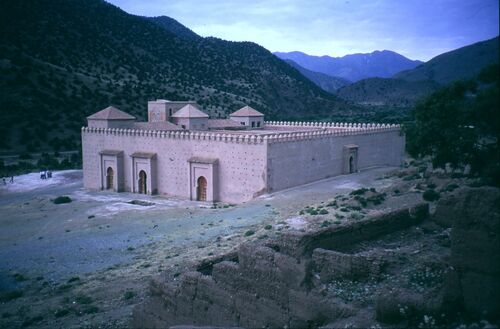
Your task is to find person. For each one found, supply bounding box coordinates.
[47,170,52,178]
[10,176,13,183]
[2,178,6,185]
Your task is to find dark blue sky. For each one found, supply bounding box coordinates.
[107,0,499,61]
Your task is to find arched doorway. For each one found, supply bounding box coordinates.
[197,176,207,201]
[349,156,354,173]
[106,167,114,190]
[138,170,147,194]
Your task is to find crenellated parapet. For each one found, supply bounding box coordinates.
[82,122,401,145]
[82,127,267,144]
[264,121,401,129]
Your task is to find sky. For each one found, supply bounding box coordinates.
[106,0,499,61]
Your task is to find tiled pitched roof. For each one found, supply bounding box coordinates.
[171,104,209,118]
[133,121,183,131]
[230,105,264,117]
[87,106,136,120]
[208,119,243,129]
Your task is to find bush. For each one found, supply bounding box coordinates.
[0,290,23,302]
[244,230,254,236]
[123,290,135,300]
[75,294,93,305]
[350,188,368,196]
[54,308,71,318]
[53,196,72,204]
[264,225,272,230]
[423,189,440,202]
[319,209,329,215]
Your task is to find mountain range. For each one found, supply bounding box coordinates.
[274,50,423,82]
[335,36,499,108]
[283,59,351,93]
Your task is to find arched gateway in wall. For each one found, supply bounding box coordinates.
[197,176,207,201]
[106,167,114,190]
[138,170,147,194]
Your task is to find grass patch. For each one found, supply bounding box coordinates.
[53,196,72,204]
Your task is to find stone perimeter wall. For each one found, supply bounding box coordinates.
[82,128,268,203]
[82,123,404,203]
[266,127,404,192]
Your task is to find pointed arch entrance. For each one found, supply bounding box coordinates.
[197,176,207,201]
[138,170,147,194]
[106,167,114,190]
[343,144,358,174]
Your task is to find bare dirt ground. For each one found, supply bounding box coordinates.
[0,164,470,328]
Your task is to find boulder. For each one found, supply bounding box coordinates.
[443,187,500,320]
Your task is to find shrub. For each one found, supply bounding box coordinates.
[350,188,368,196]
[75,294,92,305]
[321,220,331,227]
[84,306,99,314]
[53,196,72,204]
[123,290,135,300]
[319,209,329,215]
[0,290,23,302]
[54,308,71,318]
[264,225,272,230]
[12,273,27,281]
[443,183,459,192]
[326,200,337,207]
[67,277,80,283]
[244,230,254,236]
[423,189,440,202]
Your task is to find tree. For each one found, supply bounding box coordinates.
[406,64,499,186]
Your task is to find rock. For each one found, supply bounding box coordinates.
[375,289,425,324]
[444,187,500,320]
[312,248,385,282]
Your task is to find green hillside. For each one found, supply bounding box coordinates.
[336,78,439,107]
[395,37,499,84]
[0,0,359,153]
